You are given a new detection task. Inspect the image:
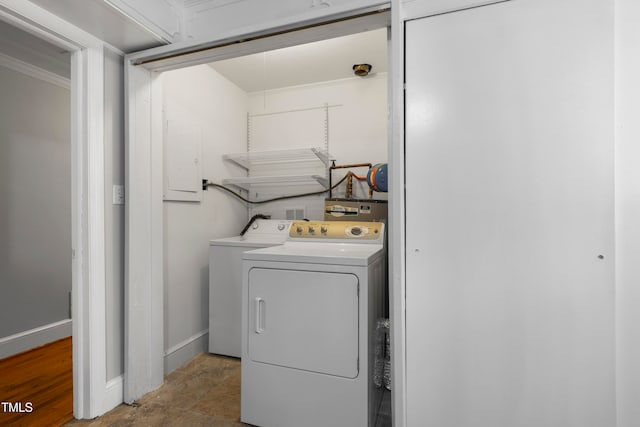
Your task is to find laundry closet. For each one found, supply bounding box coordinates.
[158,28,389,382]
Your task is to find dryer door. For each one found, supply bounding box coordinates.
[248,268,359,378]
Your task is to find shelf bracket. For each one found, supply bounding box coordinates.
[311,147,334,167]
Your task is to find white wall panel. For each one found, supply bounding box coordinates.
[162,64,247,369]
[163,102,202,201]
[405,0,614,425]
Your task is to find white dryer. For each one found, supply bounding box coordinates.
[208,218,292,357]
[241,221,386,427]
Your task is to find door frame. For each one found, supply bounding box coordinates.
[123,0,394,408]
[0,1,112,419]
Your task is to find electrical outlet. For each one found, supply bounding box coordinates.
[113,184,125,205]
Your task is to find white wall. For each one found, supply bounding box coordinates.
[247,73,388,219]
[0,19,70,79]
[0,64,70,341]
[615,0,640,426]
[158,66,387,371]
[161,64,247,373]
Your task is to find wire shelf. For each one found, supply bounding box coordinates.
[222,148,334,170]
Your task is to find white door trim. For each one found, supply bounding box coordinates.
[0,0,111,419]
[389,3,406,427]
[123,63,165,403]
[73,45,109,418]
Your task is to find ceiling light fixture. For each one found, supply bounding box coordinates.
[353,63,372,77]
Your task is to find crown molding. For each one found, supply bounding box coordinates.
[0,51,69,89]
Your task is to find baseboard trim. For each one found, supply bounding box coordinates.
[164,329,209,374]
[0,319,72,359]
[101,375,124,414]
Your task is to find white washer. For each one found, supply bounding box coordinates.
[241,221,386,427]
[208,218,292,357]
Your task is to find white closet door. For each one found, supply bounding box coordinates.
[405,1,614,426]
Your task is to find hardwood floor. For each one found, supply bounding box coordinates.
[0,337,73,427]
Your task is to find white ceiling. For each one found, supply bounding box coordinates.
[208,28,388,93]
[4,2,387,86]
[11,1,387,76]
[28,0,167,53]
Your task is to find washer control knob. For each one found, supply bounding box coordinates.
[350,226,362,236]
[308,226,315,234]
[296,226,303,234]
[277,224,286,231]
[320,226,328,235]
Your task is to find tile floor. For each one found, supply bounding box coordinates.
[64,353,391,426]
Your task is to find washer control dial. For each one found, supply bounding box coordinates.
[289,221,384,240]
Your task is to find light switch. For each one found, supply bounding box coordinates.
[113,184,125,205]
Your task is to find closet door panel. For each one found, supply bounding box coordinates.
[404,1,614,426]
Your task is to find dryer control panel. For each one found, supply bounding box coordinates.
[289,221,384,241]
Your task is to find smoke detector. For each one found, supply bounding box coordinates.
[353,63,372,77]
